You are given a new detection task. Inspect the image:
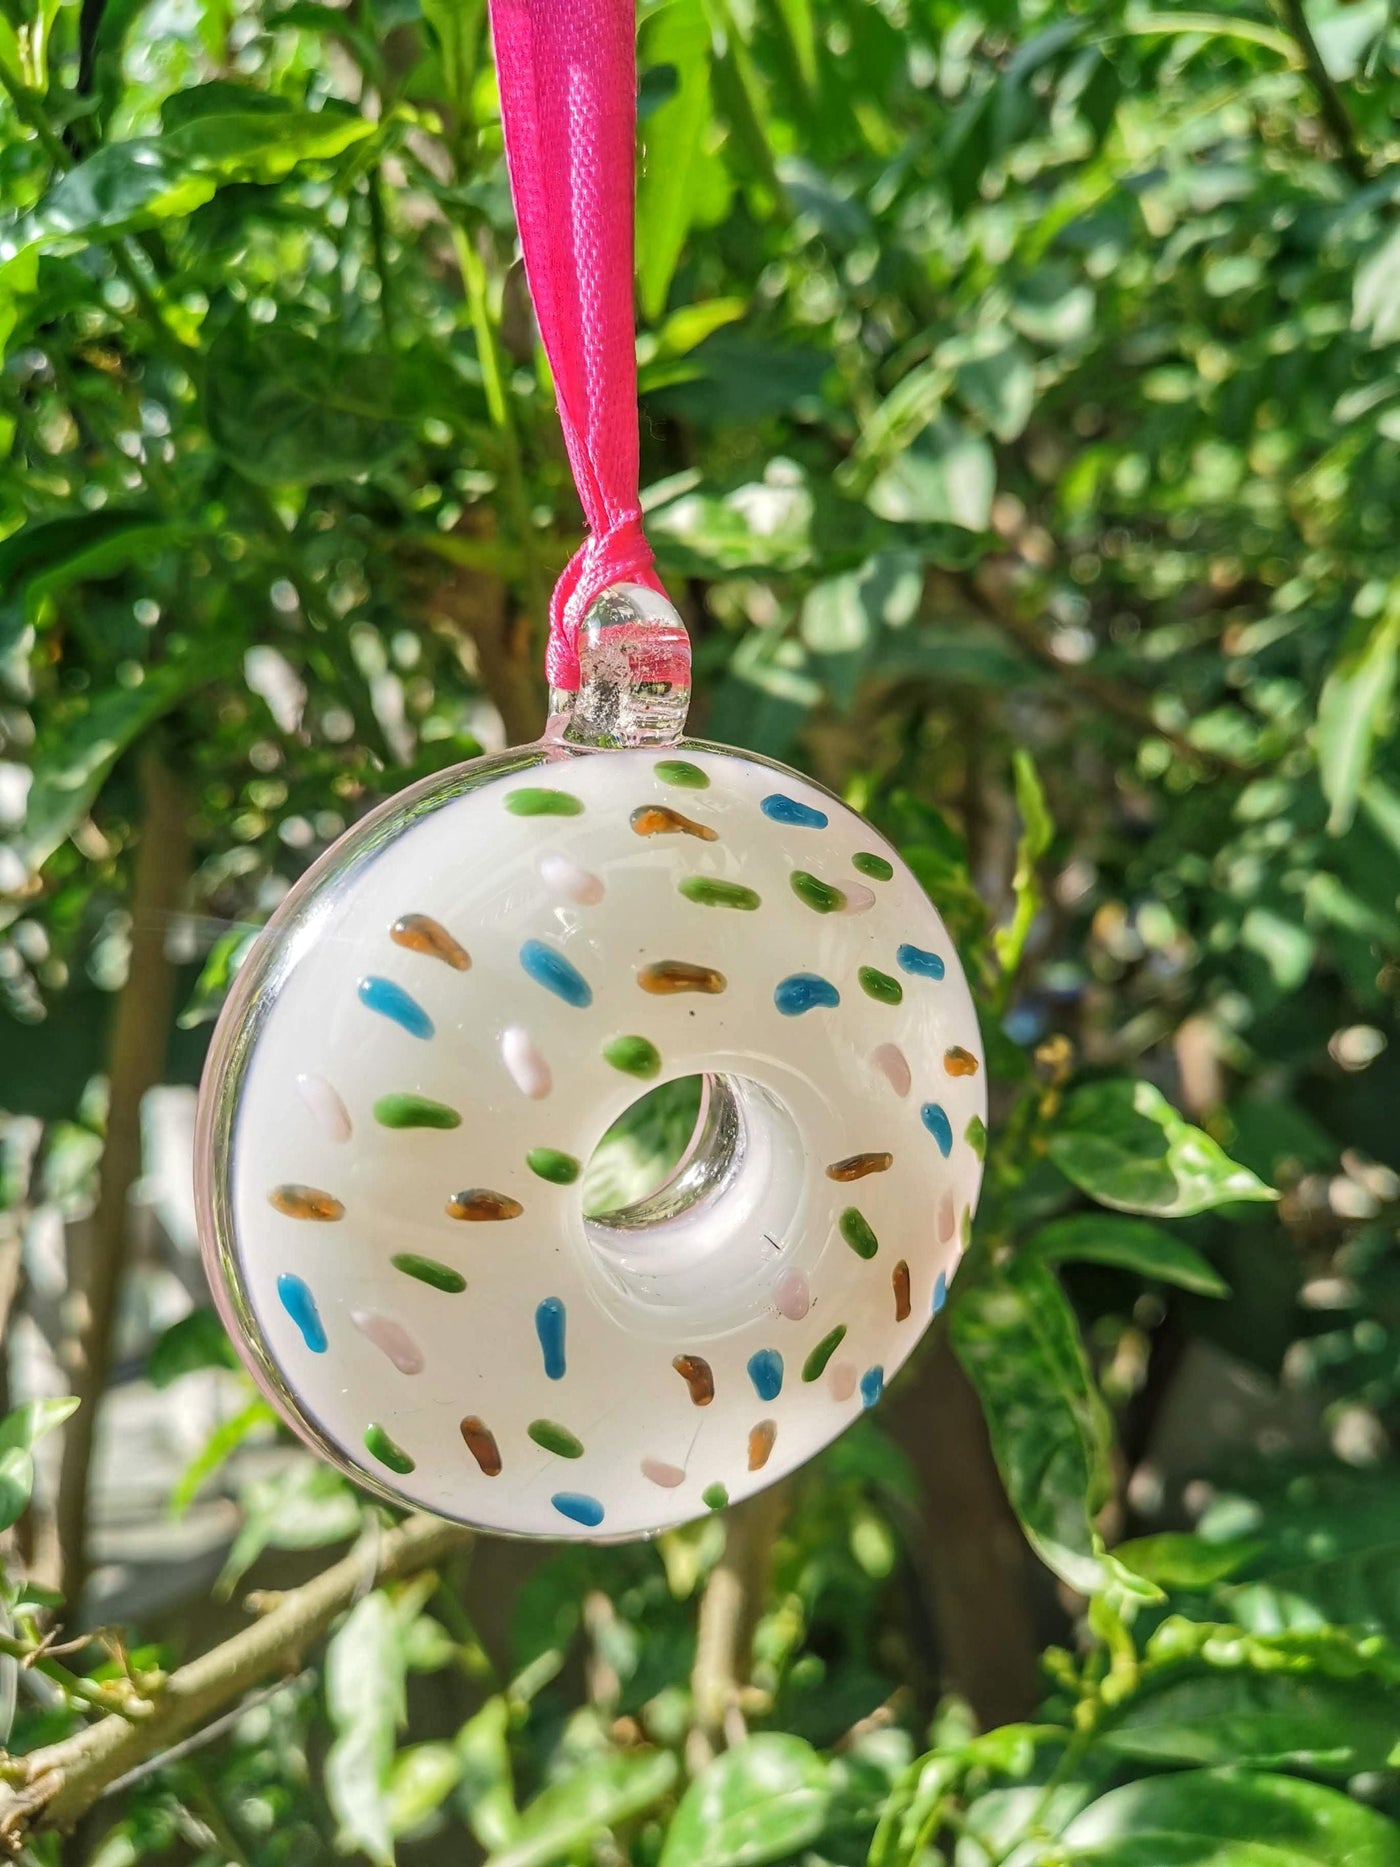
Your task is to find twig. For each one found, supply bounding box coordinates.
[99,1678,301,1800]
[0,1514,469,1846]
[1273,0,1370,184]
[686,1485,786,1774]
[0,1637,148,1723]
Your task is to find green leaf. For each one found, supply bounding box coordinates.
[488,1750,679,1867]
[1354,225,1400,348]
[993,748,1052,981]
[389,1742,462,1835]
[22,659,209,874]
[326,1591,408,1867]
[205,320,415,484]
[1114,1533,1263,1588]
[1027,1215,1229,1297]
[216,1456,361,1589]
[172,1398,276,1520]
[1102,1669,1400,1773]
[457,1696,518,1853]
[0,246,37,364]
[147,1308,241,1387]
[1047,1082,1277,1218]
[659,1734,830,1867]
[636,0,713,323]
[1059,1767,1400,1864]
[0,510,187,655]
[867,417,995,531]
[950,1257,1139,1597]
[421,0,485,115]
[0,1397,78,1534]
[8,110,376,254]
[1314,598,1400,836]
[1203,1470,1400,1641]
[952,332,1037,442]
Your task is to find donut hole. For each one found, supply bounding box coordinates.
[582,1075,705,1219]
[582,1073,807,1332]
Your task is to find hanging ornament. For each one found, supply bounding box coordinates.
[195,0,986,1539]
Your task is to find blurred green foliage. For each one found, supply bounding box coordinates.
[1,0,1399,1858]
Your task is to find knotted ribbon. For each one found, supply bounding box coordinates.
[487,0,673,692]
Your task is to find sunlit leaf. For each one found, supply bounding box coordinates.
[489,1750,678,1867]
[659,1734,829,1867]
[950,1256,1141,1597]
[1059,1767,1400,1864]
[1047,1082,1277,1218]
[326,1591,407,1866]
[1028,1215,1228,1296]
[1314,597,1400,835]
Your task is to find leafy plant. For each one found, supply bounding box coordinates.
[0,0,1397,1859]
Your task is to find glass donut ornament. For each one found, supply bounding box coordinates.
[195,588,987,1539]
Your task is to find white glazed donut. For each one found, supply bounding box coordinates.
[196,740,986,1538]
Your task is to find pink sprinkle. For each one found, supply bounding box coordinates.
[539,852,605,906]
[841,882,876,914]
[296,1072,352,1143]
[871,1043,911,1098]
[828,1361,858,1402]
[774,1270,811,1321]
[502,1025,551,1099]
[642,1458,686,1488]
[938,1191,957,1243]
[351,1310,424,1375]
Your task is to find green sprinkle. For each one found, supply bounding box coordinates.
[840,1208,878,1260]
[679,876,761,911]
[528,1419,584,1459]
[604,1035,661,1078]
[365,1423,414,1474]
[853,851,894,881]
[961,1205,974,1249]
[373,1093,461,1130]
[391,1253,466,1294]
[703,1482,729,1511]
[791,870,846,913]
[655,759,710,790]
[965,1115,987,1161]
[527,1147,581,1185]
[803,1325,847,1383]
[859,966,903,1006]
[505,788,583,817]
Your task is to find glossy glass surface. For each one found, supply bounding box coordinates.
[195,738,986,1538]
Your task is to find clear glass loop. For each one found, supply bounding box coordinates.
[548,584,691,749]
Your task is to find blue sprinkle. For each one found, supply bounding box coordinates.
[747,1349,784,1402]
[358,975,434,1039]
[520,939,592,1009]
[552,1491,604,1528]
[897,943,946,981]
[277,1273,327,1353]
[932,1271,948,1316]
[921,1102,953,1156]
[761,793,829,829]
[860,1365,884,1409]
[536,1297,566,1381]
[774,972,841,1016]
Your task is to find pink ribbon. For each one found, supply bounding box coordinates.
[488,0,674,692]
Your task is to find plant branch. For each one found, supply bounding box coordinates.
[1273,0,1369,184]
[0,1637,147,1723]
[48,747,191,1607]
[686,1484,786,1773]
[0,1515,469,1846]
